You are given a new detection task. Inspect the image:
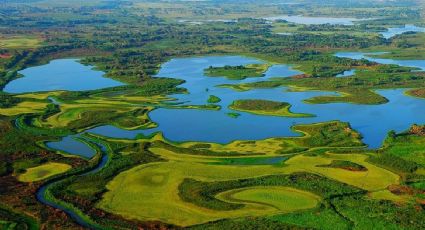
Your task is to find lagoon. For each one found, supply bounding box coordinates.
[3,59,124,94]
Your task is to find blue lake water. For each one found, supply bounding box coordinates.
[381,25,425,39]
[336,69,356,77]
[276,32,293,36]
[264,15,364,25]
[46,135,96,158]
[3,59,124,94]
[335,52,425,71]
[46,55,425,156]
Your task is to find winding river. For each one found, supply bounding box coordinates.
[35,140,109,229]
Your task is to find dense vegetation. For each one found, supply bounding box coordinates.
[0,93,22,108]
[205,64,269,80]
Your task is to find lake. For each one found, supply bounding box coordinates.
[46,55,425,156]
[335,52,425,71]
[336,69,356,77]
[381,25,425,39]
[263,15,365,25]
[3,59,124,94]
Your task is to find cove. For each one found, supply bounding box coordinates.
[47,56,425,153]
[3,59,124,94]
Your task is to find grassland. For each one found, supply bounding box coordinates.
[26,92,168,131]
[98,146,399,226]
[271,22,380,39]
[205,64,270,80]
[96,121,399,227]
[0,101,48,116]
[180,121,364,155]
[18,162,71,182]
[369,33,425,60]
[229,99,313,117]
[318,160,367,171]
[216,186,320,212]
[382,131,425,167]
[0,37,41,49]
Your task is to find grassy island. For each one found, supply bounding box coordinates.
[229,99,313,117]
[205,64,270,80]
[207,95,221,103]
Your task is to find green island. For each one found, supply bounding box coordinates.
[205,64,271,80]
[0,0,425,229]
[227,112,241,118]
[207,95,221,103]
[229,99,313,117]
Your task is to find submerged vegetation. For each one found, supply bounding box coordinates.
[0,0,425,229]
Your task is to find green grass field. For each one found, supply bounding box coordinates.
[97,124,399,226]
[18,162,71,182]
[217,186,320,212]
[0,37,41,49]
[0,101,48,116]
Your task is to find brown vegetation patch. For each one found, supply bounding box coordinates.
[292,74,311,79]
[388,185,415,196]
[0,53,11,59]
[409,124,425,136]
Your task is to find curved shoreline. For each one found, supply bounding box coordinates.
[35,141,109,229]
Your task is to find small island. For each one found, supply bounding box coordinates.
[229,99,313,117]
[227,112,241,118]
[204,63,270,80]
[207,95,221,103]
